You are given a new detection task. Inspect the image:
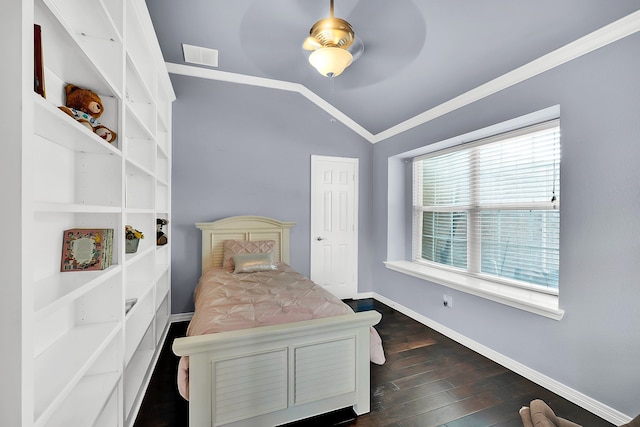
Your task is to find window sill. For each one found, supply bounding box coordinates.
[384,260,564,320]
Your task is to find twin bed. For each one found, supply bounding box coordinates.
[172,216,384,426]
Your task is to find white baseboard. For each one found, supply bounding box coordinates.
[170,312,193,323]
[354,292,375,300]
[370,293,632,425]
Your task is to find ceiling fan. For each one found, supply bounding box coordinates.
[302,0,364,77]
[238,0,425,88]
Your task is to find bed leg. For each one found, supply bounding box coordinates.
[353,401,370,416]
[353,327,372,416]
[353,376,371,415]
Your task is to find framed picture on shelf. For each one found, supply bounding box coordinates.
[34,24,46,98]
[61,228,113,272]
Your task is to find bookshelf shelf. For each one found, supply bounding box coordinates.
[124,346,155,420]
[33,266,122,317]
[125,105,155,141]
[125,244,156,263]
[42,371,121,427]
[126,156,155,178]
[33,202,122,214]
[155,297,170,344]
[35,0,122,100]
[155,262,170,281]
[45,0,122,41]
[33,94,122,156]
[124,292,154,365]
[125,279,155,305]
[34,322,121,425]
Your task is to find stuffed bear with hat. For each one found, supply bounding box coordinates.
[156,218,169,246]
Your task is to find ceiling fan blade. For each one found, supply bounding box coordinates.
[302,36,322,51]
[347,36,364,61]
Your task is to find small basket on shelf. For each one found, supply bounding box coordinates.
[125,225,144,253]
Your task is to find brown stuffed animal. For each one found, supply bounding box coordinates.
[59,84,117,143]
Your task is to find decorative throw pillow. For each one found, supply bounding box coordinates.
[233,253,277,273]
[222,239,276,270]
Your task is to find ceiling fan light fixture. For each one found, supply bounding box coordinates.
[309,46,353,77]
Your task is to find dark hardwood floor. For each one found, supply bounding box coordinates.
[134,299,615,427]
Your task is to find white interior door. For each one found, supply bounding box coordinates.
[310,155,358,299]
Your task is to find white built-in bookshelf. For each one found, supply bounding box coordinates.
[0,0,174,426]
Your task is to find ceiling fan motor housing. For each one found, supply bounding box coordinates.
[310,17,355,48]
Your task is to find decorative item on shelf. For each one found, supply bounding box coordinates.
[58,84,117,143]
[156,218,169,246]
[61,228,113,272]
[125,298,138,314]
[125,225,144,253]
[34,24,45,98]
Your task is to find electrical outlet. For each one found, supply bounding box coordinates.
[443,294,453,308]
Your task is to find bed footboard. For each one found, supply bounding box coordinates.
[173,310,382,427]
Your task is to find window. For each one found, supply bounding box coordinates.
[412,120,560,293]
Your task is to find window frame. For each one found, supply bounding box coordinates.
[384,107,564,320]
[411,120,561,296]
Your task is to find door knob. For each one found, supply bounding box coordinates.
[316,237,326,241]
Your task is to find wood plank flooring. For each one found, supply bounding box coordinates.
[134,299,615,427]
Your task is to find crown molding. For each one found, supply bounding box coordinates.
[164,63,375,141]
[166,9,640,145]
[373,9,640,143]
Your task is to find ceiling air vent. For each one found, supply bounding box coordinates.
[182,43,219,67]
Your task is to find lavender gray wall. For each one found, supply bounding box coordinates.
[371,33,640,416]
[170,75,373,314]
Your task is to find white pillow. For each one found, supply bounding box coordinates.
[233,253,277,273]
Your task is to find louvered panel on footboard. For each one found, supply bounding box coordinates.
[294,338,356,405]
[213,350,288,425]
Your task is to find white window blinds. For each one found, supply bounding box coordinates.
[413,120,560,291]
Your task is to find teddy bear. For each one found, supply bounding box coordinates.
[156,218,169,246]
[58,84,117,143]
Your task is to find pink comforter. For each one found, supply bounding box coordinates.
[177,263,385,399]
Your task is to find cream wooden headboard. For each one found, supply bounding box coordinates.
[195,216,295,274]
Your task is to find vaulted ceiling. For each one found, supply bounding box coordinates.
[146,0,640,137]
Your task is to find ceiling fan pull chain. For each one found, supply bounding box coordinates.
[329,75,337,123]
[330,74,335,99]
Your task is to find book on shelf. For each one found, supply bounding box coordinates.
[61,228,114,272]
[34,24,46,98]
